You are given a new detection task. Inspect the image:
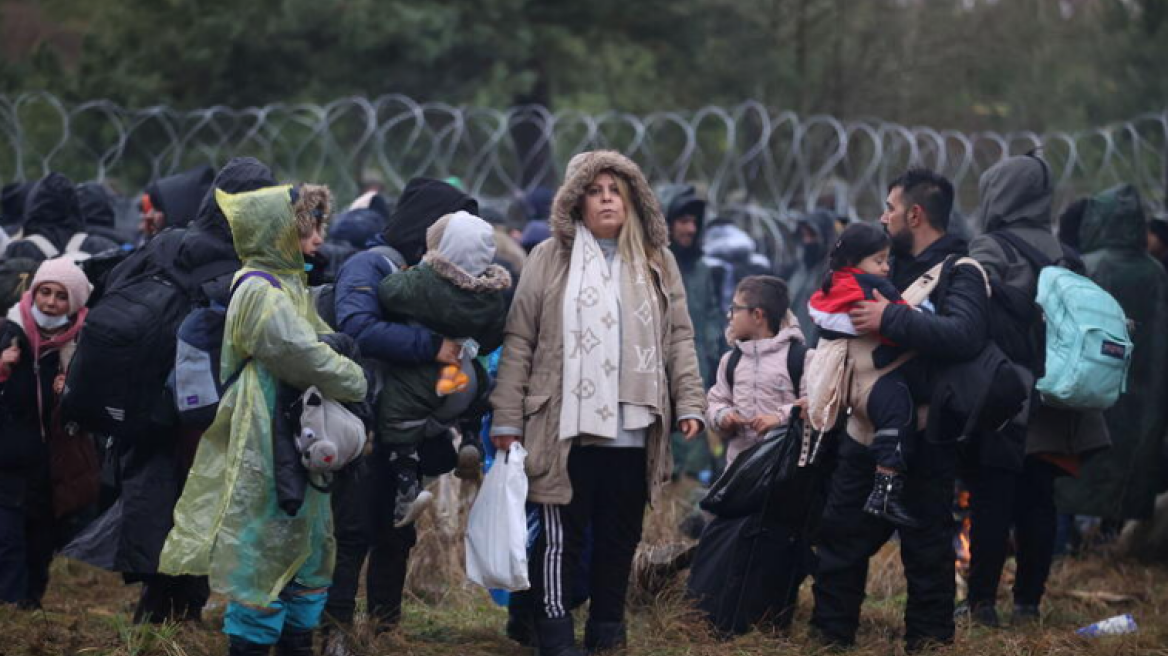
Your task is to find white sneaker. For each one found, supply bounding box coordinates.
[393,489,434,528]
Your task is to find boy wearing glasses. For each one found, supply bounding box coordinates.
[706,275,810,466]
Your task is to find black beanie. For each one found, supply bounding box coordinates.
[382,178,478,266]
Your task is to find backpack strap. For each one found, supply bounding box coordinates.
[725,346,743,393]
[65,232,89,254]
[368,245,407,271]
[23,234,59,259]
[933,255,991,313]
[900,260,947,307]
[230,270,283,296]
[787,340,808,393]
[219,272,283,387]
[991,231,1054,270]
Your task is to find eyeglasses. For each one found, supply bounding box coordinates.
[727,303,756,318]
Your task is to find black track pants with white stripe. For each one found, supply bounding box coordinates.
[529,446,648,622]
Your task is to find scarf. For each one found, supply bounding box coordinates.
[560,226,662,440]
[14,292,87,437]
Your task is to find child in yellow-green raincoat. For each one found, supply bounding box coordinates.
[159,184,366,655]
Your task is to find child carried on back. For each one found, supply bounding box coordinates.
[376,211,511,526]
[807,222,926,527]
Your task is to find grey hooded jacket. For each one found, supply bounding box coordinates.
[968,155,1064,293]
[969,155,1109,466]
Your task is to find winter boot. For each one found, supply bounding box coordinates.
[506,590,535,646]
[533,616,585,656]
[274,629,314,656]
[228,636,272,656]
[583,621,626,654]
[389,448,422,526]
[863,471,921,528]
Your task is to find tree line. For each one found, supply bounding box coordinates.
[2,0,1165,131]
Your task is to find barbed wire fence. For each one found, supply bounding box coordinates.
[3,92,1166,263]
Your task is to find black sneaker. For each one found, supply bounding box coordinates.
[955,599,1001,628]
[1012,603,1041,625]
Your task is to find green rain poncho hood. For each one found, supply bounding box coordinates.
[1079,184,1148,254]
[159,185,366,605]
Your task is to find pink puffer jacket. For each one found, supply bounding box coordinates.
[705,320,811,465]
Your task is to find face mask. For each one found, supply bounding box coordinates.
[31,304,71,331]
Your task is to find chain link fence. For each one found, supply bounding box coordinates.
[3,93,1166,231]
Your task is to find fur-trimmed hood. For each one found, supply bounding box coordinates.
[293,183,333,235]
[422,251,512,293]
[550,150,669,250]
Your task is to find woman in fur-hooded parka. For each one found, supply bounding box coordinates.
[489,150,706,653]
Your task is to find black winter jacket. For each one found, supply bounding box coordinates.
[0,317,63,509]
[882,234,989,363]
[61,158,276,577]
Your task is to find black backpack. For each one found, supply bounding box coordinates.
[62,259,236,440]
[923,255,1030,444]
[985,230,1084,376]
[723,339,808,394]
[172,271,283,430]
[0,257,39,314]
[313,244,405,331]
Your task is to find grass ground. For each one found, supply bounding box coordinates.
[3,477,1166,656]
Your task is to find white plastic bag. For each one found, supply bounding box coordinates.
[466,443,531,591]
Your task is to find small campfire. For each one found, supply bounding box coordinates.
[954,484,972,584]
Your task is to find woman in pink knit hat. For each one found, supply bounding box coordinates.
[0,256,92,608]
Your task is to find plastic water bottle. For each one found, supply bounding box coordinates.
[1077,613,1138,637]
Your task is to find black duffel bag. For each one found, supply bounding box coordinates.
[700,406,835,532]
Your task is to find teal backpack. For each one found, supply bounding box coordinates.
[1034,266,1131,410]
[990,231,1132,411]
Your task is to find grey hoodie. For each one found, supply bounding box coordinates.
[436,211,496,277]
[969,154,1109,465]
[968,155,1064,295]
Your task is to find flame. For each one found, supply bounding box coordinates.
[954,489,972,573]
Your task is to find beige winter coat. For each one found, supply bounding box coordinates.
[490,151,707,505]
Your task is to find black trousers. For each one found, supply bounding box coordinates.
[0,471,66,609]
[134,574,210,623]
[867,359,929,472]
[811,435,956,648]
[530,446,647,623]
[0,503,58,608]
[324,454,417,629]
[966,456,1058,608]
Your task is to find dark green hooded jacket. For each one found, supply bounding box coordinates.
[375,217,511,447]
[1055,185,1168,520]
[657,184,725,385]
